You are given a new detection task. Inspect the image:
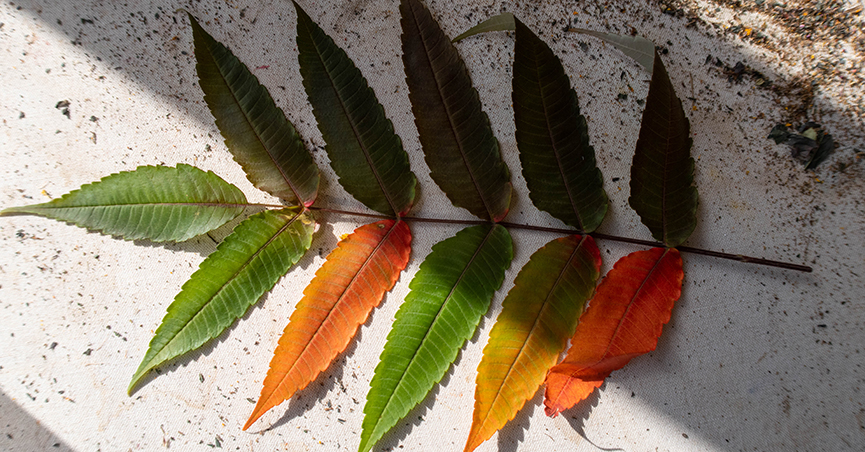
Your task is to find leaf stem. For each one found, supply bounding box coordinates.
[305,206,812,272]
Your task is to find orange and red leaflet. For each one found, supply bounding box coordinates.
[244,219,411,430]
[544,247,683,417]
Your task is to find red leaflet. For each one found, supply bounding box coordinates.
[244,220,411,430]
[544,247,683,417]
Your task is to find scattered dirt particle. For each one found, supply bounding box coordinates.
[55,100,71,119]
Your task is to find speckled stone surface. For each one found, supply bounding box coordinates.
[1,1,863,451]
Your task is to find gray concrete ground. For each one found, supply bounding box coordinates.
[1,0,863,451]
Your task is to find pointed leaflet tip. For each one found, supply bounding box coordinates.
[512,18,608,232]
[628,53,698,247]
[245,220,411,430]
[569,28,655,73]
[451,12,515,42]
[400,0,512,222]
[294,1,416,217]
[465,235,601,452]
[543,247,683,417]
[128,208,314,394]
[1,164,247,243]
[188,13,320,206]
[359,224,513,452]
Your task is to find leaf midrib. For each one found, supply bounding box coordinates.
[648,59,685,246]
[472,235,585,437]
[660,80,673,244]
[367,225,496,444]
[410,4,493,221]
[141,211,302,373]
[526,36,583,231]
[20,202,251,209]
[597,247,669,367]
[301,15,399,217]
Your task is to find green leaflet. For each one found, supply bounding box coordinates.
[190,13,319,206]
[451,12,515,43]
[629,52,699,247]
[360,224,513,452]
[570,28,655,73]
[512,18,608,232]
[294,2,416,217]
[0,164,246,242]
[400,0,512,222]
[466,235,601,451]
[128,208,314,393]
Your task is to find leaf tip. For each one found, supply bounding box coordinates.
[128,354,161,395]
[127,368,147,396]
[243,381,287,432]
[184,10,200,28]
[242,412,258,431]
[463,431,483,452]
[292,0,308,19]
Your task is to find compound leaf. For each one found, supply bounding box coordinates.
[360,224,513,452]
[294,1,417,217]
[465,235,601,452]
[128,208,314,393]
[400,0,512,222]
[245,219,412,430]
[629,52,698,247]
[190,13,319,206]
[1,164,246,242]
[544,247,683,417]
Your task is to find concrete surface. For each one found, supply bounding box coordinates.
[1,0,863,451]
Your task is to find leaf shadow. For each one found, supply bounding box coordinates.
[561,387,625,452]
[495,383,622,452]
[7,1,295,138]
[496,389,543,452]
[489,368,622,452]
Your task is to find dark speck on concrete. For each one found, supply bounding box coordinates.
[55,100,70,119]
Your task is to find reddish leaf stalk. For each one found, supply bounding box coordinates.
[306,206,812,272]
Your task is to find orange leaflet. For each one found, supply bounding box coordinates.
[543,247,683,417]
[465,235,601,452]
[244,219,411,429]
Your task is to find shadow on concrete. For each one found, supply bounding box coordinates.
[0,390,75,452]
